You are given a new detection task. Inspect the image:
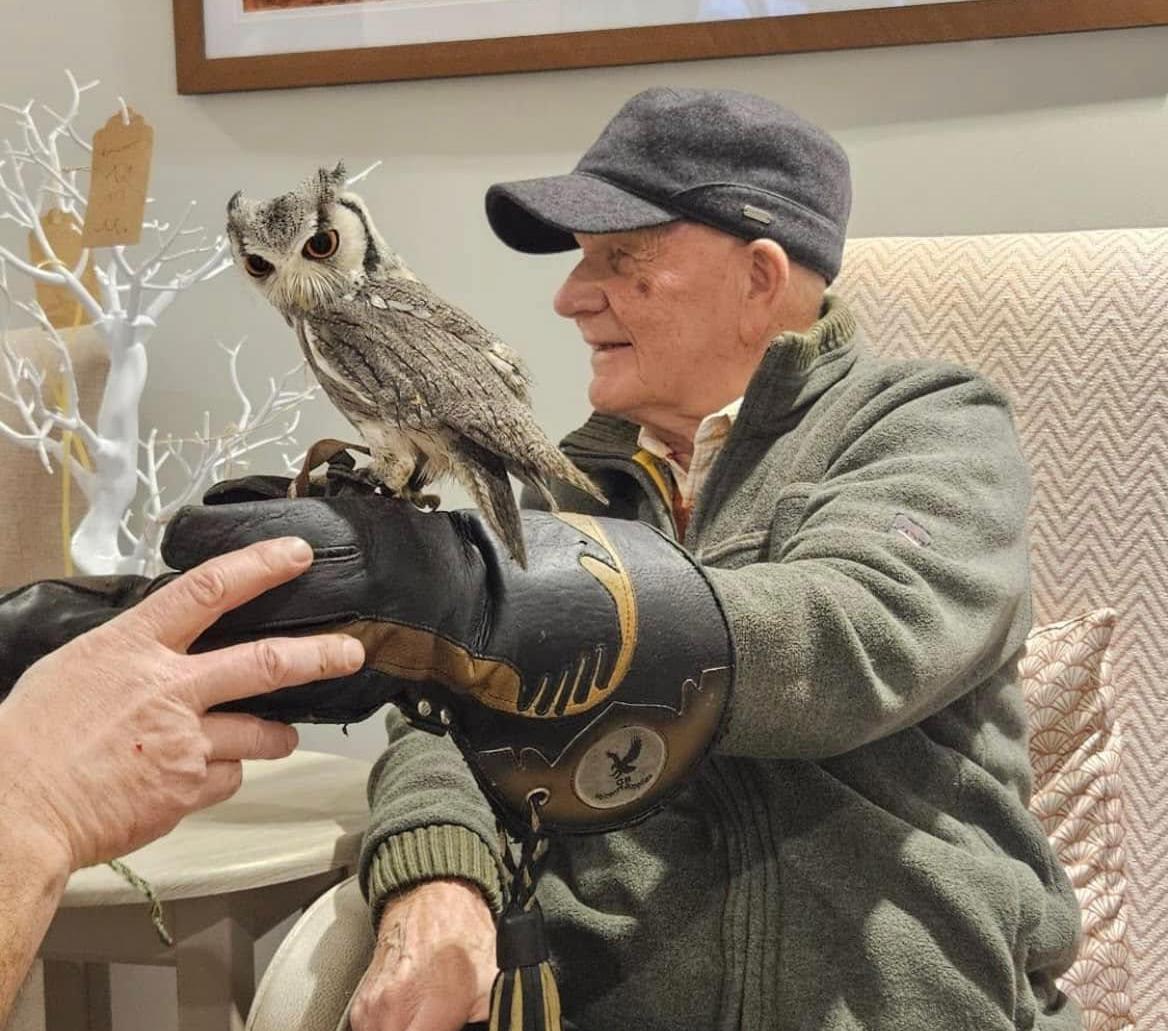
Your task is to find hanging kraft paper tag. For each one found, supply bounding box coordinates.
[28,209,101,328]
[81,108,154,248]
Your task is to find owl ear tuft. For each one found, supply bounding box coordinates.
[318,162,347,197]
[226,190,251,232]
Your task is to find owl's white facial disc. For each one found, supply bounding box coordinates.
[258,200,360,313]
[324,203,370,278]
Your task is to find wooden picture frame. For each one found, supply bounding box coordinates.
[174,0,1168,95]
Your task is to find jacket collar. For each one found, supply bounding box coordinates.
[561,293,861,457]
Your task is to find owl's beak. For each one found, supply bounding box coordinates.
[272,272,326,314]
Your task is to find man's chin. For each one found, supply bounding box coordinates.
[587,383,635,419]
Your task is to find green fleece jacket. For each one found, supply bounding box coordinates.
[358,296,1082,1031]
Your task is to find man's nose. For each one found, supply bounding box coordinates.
[553,264,607,319]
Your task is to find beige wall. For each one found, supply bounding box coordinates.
[1,6,1166,1025]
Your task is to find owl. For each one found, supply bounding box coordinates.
[224,163,605,567]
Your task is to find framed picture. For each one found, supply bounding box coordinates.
[173,0,1168,94]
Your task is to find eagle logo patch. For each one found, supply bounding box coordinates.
[573,726,667,810]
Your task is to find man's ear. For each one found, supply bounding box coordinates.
[739,239,790,346]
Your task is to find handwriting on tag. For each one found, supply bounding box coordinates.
[29,209,100,328]
[81,108,154,248]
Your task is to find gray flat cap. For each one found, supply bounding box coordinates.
[485,87,852,283]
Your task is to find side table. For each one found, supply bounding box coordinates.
[10,750,371,1031]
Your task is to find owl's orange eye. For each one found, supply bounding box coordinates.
[303,229,339,260]
[244,253,273,277]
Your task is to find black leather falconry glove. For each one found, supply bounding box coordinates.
[160,484,734,836]
[0,448,733,835]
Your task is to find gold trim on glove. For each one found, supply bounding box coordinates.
[341,512,638,720]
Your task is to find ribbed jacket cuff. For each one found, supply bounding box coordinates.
[363,824,504,925]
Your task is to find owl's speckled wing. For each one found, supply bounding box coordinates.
[301,288,542,462]
[376,276,533,406]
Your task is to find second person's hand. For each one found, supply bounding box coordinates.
[0,535,366,874]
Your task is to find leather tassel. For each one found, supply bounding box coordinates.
[489,898,562,1031]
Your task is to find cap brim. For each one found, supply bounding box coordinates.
[485,174,679,254]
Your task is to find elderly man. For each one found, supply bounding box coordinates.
[339,88,1082,1031]
[0,87,1080,1031]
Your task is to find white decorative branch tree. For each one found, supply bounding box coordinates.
[0,72,319,576]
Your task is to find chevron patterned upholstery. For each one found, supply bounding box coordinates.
[837,229,1168,1030]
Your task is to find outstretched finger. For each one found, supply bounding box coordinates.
[202,712,299,761]
[190,632,365,709]
[121,538,314,652]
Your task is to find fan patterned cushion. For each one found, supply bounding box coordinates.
[1021,609,1131,1030]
